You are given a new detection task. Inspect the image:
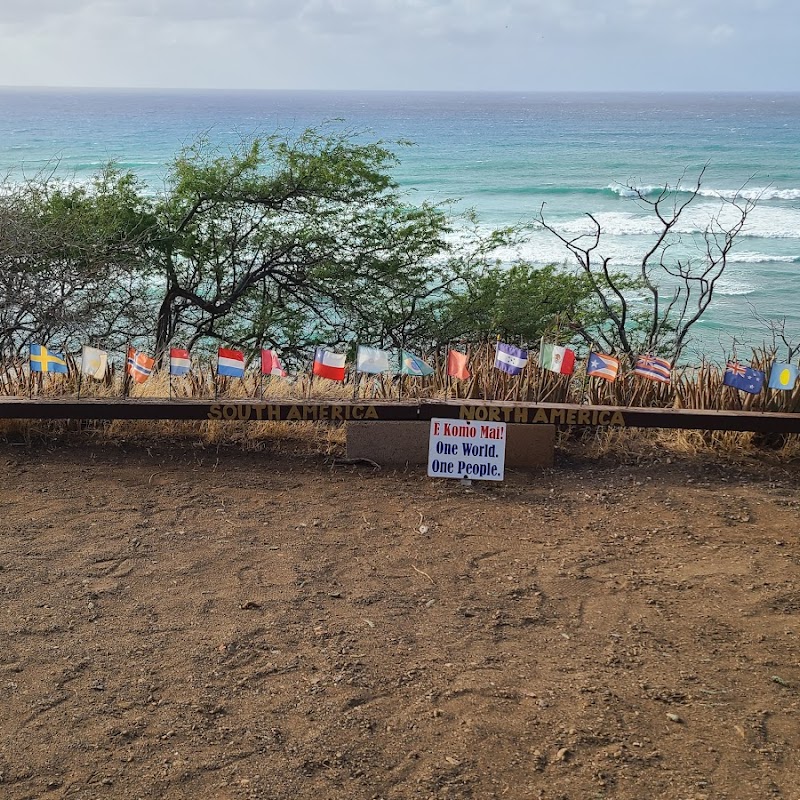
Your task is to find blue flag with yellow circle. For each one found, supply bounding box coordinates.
[768,363,799,391]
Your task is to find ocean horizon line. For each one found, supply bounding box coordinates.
[1,85,799,98]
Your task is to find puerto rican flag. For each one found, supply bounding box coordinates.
[169,347,191,376]
[312,347,346,381]
[126,347,155,384]
[217,347,245,378]
[586,351,620,382]
[261,348,287,377]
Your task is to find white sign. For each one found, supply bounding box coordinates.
[427,418,506,481]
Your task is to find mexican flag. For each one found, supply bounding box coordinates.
[540,343,576,375]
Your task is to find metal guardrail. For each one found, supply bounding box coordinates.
[0,398,799,433]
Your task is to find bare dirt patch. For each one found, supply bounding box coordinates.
[1,439,798,799]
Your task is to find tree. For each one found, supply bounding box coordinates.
[148,129,460,362]
[418,261,603,346]
[0,166,154,356]
[535,167,757,362]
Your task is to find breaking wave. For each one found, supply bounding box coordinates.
[605,184,800,202]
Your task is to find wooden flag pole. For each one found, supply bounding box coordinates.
[398,344,403,402]
[122,342,130,399]
[515,335,524,402]
[579,342,596,405]
[213,360,218,401]
[445,340,452,400]
[28,344,33,400]
[77,359,83,400]
[307,357,315,399]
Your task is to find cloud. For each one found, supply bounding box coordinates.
[0,0,795,89]
[709,23,736,44]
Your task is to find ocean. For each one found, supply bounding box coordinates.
[1,88,798,358]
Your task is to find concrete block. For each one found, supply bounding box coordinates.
[346,421,554,468]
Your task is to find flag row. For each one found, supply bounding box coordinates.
[25,340,800,394]
[28,344,287,383]
[495,342,799,393]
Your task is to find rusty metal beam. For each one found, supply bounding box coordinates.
[0,397,798,433]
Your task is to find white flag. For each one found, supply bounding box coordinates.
[81,346,108,380]
[356,346,392,374]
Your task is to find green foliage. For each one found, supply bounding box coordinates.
[423,262,603,346]
[3,130,741,372]
[150,128,455,361]
[0,166,154,354]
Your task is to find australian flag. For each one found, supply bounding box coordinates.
[723,361,765,394]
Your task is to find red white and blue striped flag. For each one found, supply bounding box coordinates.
[217,347,245,378]
[634,354,671,384]
[170,347,191,376]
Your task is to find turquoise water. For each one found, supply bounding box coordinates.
[1,88,798,356]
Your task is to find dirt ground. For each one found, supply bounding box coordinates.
[1,435,799,800]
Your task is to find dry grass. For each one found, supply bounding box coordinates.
[1,345,798,458]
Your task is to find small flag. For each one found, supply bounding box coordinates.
[261,349,287,377]
[586,352,620,382]
[495,342,528,376]
[126,347,155,384]
[217,347,245,378]
[356,346,392,374]
[400,350,434,377]
[723,361,764,394]
[313,347,346,381]
[540,343,576,375]
[768,362,799,391]
[80,346,108,380]
[30,344,69,374]
[447,350,470,381]
[170,347,191,376]
[634,354,671,384]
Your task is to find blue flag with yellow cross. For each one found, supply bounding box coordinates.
[30,344,69,374]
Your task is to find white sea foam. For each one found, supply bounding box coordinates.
[714,279,757,296]
[554,205,800,240]
[726,252,799,264]
[460,219,800,274]
[606,183,800,202]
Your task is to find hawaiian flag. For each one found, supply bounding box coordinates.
[313,348,346,381]
[494,342,528,376]
[217,347,245,378]
[447,349,470,380]
[586,352,620,382]
[261,349,287,377]
[169,347,191,376]
[723,361,764,394]
[126,347,155,384]
[634,354,671,384]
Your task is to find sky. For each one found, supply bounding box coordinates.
[0,0,797,92]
